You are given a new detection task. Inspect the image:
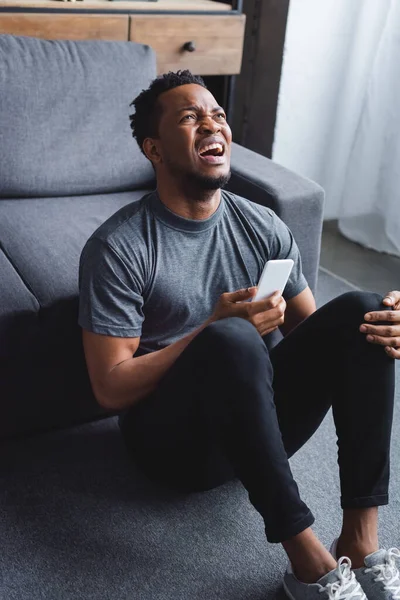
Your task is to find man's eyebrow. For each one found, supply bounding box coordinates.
[177,105,225,114]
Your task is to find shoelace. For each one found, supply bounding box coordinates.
[364,548,400,600]
[319,557,367,600]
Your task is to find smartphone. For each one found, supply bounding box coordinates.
[252,259,294,302]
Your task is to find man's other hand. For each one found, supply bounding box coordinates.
[360,290,400,359]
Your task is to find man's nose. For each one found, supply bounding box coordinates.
[198,117,221,134]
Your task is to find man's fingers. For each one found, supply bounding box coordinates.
[252,308,285,335]
[265,293,285,311]
[382,290,400,308]
[259,325,279,337]
[365,334,400,348]
[360,324,400,337]
[259,317,283,336]
[383,296,394,306]
[362,292,400,359]
[252,290,281,309]
[385,346,400,359]
[364,310,399,322]
[260,303,286,324]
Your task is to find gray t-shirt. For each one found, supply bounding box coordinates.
[78,190,307,355]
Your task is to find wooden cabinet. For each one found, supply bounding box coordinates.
[130,15,245,75]
[0,1,245,75]
[0,14,129,40]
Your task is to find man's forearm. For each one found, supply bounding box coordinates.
[99,317,214,411]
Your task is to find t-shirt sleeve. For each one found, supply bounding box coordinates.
[268,212,308,300]
[78,238,144,337]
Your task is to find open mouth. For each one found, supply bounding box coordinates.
[198,143,226,164]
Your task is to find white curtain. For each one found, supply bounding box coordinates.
[273,0,400,257]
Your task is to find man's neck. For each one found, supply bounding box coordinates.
[156,181,221,221]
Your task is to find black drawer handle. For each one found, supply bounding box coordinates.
[183,41,196,53]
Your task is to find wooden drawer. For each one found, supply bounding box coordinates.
[0,14,129,41]
[130,14,245,75]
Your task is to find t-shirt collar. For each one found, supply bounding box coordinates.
[149,190,225,232]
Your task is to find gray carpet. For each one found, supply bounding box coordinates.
[0,270,399,600]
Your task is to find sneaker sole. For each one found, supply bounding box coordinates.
[282,580,297,600]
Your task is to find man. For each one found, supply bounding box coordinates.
[78,70,400,599]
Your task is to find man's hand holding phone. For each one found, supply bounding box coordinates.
[208,260,293,336]
[209,287,286,337]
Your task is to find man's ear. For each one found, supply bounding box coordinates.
[143,138,162,165]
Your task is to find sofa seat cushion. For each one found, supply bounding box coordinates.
[0,190,150,358]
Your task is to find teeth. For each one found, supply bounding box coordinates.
[199,143,223,155]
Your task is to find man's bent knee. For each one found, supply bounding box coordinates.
[331,291,385,323]
[200,317,269,363]
[200,317,273,395]
[203,316,261,344]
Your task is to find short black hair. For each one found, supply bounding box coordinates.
[129,70,207,155]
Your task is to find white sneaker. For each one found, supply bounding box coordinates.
[283,556,368,600]
[330,539,400,600]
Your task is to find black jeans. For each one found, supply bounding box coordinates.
[119,292,395,543]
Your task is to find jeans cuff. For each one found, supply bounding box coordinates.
[341,494,389,509]
[266,510,315,544]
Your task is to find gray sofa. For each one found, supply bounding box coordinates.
[0,34,324,440]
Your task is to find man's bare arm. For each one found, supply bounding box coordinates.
[82,317,214,412]
[280,286,317,336]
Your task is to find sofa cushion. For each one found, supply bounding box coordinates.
[0,35,156,198]
[0,190,150,357]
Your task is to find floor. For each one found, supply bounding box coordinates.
[320,220,400,295]
[2,269,398,600]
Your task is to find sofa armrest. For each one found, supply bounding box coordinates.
[227,142,325,295]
